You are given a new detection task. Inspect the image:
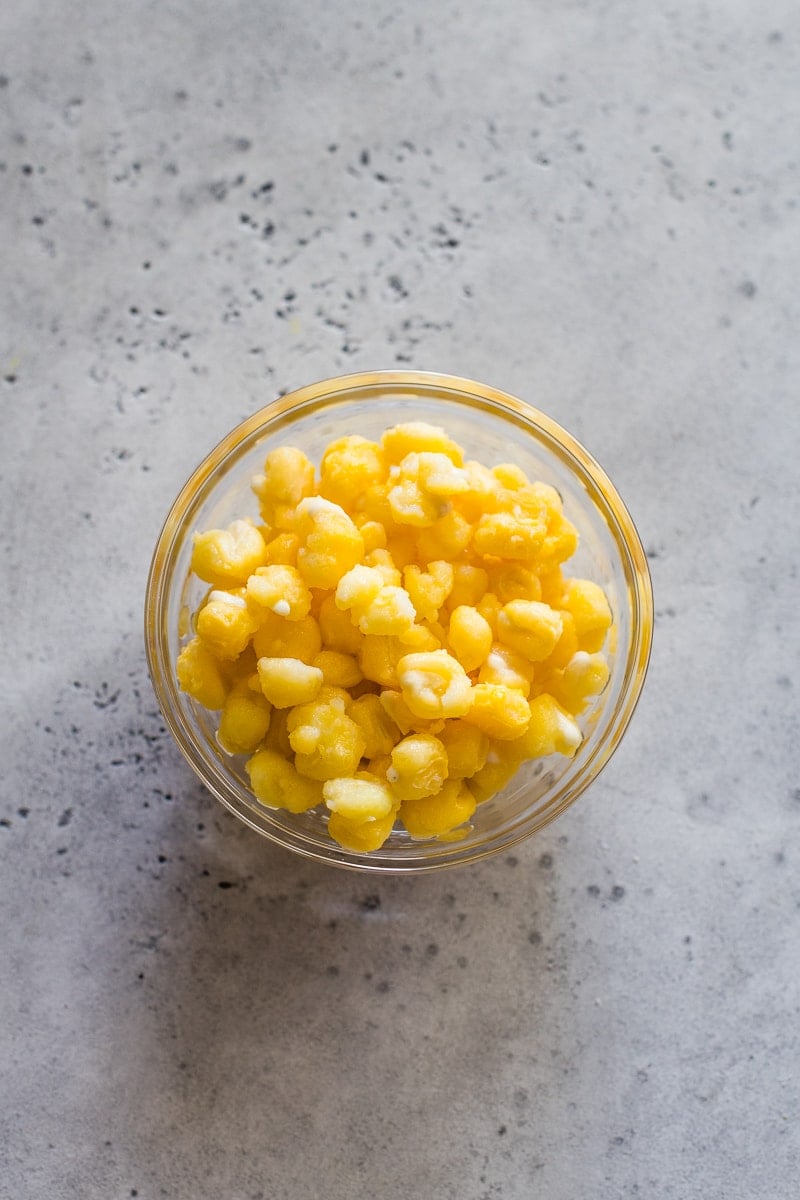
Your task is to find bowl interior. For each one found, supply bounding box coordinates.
[146,373,652,872]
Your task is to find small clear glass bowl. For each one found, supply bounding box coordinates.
[145,371,653,873]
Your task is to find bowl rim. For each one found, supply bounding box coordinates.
[145,369,653,873]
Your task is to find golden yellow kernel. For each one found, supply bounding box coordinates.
[446,564,489,610]
[466,753,522,804]
[381,422,464,466]
[362,548,402,587]
[387,475,442,527]
[288,703,366,780]
[195,589,260,660]
[191,520,268,588]
[262,531,300,566]
[403,560,454,623]
[454,460,508,522]
[318,593,365,655]
[473,510,547,561]
[496,599,563,662]
[477,643,534,696]
[295,496,365,589]
[312,649,363,689]
[252,612,322,662]
[318,436,386,507]
[553,651,610,713]
[246,564,312,620]
[387,733,449,802]
[327,809,396,852]
[355,519,387,553]
[246,747,324,813]
[400,779,476,839]
[383,531,419,570]
[349,694,401,758]
[476,592,502,633]
[256,657,323,708]
[218,682,272,755]
[323,774,396,822]
[461,683,531,739]
[260,706,292,758]
[358,635,407,688]
[491,463,529,489]
[562,578,613,644]
[396,649,473,719]
[252,446,315,509]
[492,564,542,605]
[438,720,489,779]
[516,694,582,759]
[447,605,493,672]
[356,586,417,637]
[415,452,470,496]
[176,637,229,710]
[397,623,442,651]
[416,508,473,562]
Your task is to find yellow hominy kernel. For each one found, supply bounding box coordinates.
[246,747,324,813]
[396,649,473,720]
[437,720,490,780]
[466,752,523,804]
[312,649,363,689]
[398,623,441,651]
[446,564,489,610]
[416,509,473,563]
[327,809,396,853]
[349,694,401,759]
[387,733,449,802]
[538,511,579,566]
[318,436,386,507]
[455,460,507,522]
[383,531,419,570]
[252,612,322,662]
[462,683,531,740]
[287,702,366,780]
[362,549,402,587]
[473,511,547,560]
[191,520,268,588]
[356,586,417,637]
[195,589,259,660]
[491,463,529,489]
[477,644,534,696]
[403,561,454,623]
[447,606,493,673]
[217,682,272,754]
[381,422,464,466]
[476,592,502,633]
[256,657,323,708]
[414,452,470,496]
[176,637,229,710]
[295,496,365,589]
[358,636,407,688]
[323,774,396,822]
[554,651,610,714]
[317,594,365,656]
[544,610,580,671]
[493,564,542,605]
[355,519,387,553]
[496,599,563,662]
[562,579,613,649]
[519,694,582,758]
[262,531,300,566]
[252,446,315,526]
[246,564,312,620]
[260,706,293,758]
[400,779,476,839]
[387,474,442,528]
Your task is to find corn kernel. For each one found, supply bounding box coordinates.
[396,649,473,719]
[218,682,272,754]
[355,519,387,553]
[515,694,582,758]
[327,809,396,853]
[466,753,522,804]
[400,779,476,839]
[447,605,493,672]
[287,701,366,780]
[323,774,396,822]
[477,644,534,696]
[260,705,292,757]
[295,496,365,589]
[414,451,469,496]
[473,511,547,560]
[438,720,489,779]
[246,564,312,620]
[476,592,502,633]
[319,435,385,507]
[403,560,454,623]
[195,589,259,660]
[312,649,363,689]
[358,635,407,688]
[262,531,300,566]
[491,463,529,489]
[555,651,610,713]
[191,520,268,588]
[446,564,489,610]
[381,422,464,466]
[397,623,442,651]
[562,578,613,647]
[317,593,365,656]
[252,446,315,522]
[246,747,324,813]
[493,564,542,605]
[387,475,442,527]
[356,586,417,637]
[176,637,229,710]
[257,657,323,708]
[386,733,449,801]
[349,694,401,758]
[496,599,563,662]
[379,689,445,736]
[455,460,507,522]
[383,531,419,569]
[462,683,531,739]
[362,549,402,587]
[252,612,322,662]
[416,509,473,562]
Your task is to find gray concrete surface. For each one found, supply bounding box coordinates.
[2,1,799,1197]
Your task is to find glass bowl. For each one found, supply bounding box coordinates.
[145,371,652,873]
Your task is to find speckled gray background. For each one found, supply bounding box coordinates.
[2,1,799,1197]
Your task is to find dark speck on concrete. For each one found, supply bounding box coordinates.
[22,163,33,175]
[611,885,626,901]
[0,75,8,88]
[539,852,553,869]
[17,807,29,818]
[498,1125,507,1136]
[218,880,236,889]
[738,280,757,298]
[57,808,72,827]
[587,884,601,898]
[360,894,381,911]
[426,943,439,957]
